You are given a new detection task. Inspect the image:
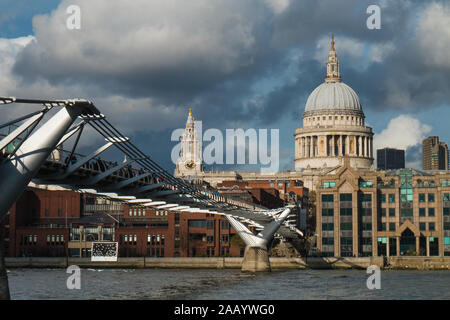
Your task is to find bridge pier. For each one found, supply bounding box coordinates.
[241,246,271,273]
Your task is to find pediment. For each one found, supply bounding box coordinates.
[397,220,420,236]
[338,181,353,193]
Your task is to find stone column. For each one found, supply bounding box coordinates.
[396,237,400,256]
[358,136,362,157]
[364,136,368,157]
[345,135,349,155]
[339,135,343,156]
[297,138,301,158]
[331,135,335,156]
[301,137,305,158]
[426,236,430,257]
[310,136,313,158]
[416,237,420,255]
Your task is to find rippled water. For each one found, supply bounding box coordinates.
[6,268,450,300]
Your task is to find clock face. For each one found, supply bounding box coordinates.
[185,160,195,169]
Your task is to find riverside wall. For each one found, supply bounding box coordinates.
[5,256,450,270]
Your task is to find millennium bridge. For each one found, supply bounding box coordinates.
[0,96,304,299]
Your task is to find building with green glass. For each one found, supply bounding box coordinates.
[316,158,450,257]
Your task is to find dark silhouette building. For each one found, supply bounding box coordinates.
[377,148,405,170]
[422,136,449,170]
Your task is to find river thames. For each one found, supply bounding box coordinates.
[6,268,450,300]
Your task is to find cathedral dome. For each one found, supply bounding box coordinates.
[304,81,362,113]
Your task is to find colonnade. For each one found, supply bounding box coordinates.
[296,134,373,158]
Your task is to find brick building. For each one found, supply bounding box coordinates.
[1,185,242,258]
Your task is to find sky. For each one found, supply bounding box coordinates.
[0,0,449,172]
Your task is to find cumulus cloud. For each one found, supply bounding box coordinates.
[373,115,432,168]
[415,2,450,68]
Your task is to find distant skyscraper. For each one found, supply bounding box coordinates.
[377,148,405,170]
[422,136,449,170]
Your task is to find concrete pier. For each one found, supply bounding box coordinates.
[4,256,450,270]
[241,246,271,272]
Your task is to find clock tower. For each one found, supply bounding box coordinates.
[174,108,204,178]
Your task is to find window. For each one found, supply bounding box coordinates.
[428,194,435,202]
[428,208,435,217]
[420,223,426,231]
[389,208,396,217]
[419,194,426,202]
[206,220,214,229]
[322,209,334,216]
[340,223,352,230]
[362,223,372,231]
[359,180,373,188]
[221,220,229,229]
[340,193,352,202]
[444,208,450,217]
[419,208,426,217]
[206,235,214,243]
[129,208,132,216]
[147,235,151,244]
[124,234,128,242]
[380,194,386,203]
[379,223,386,231]
[322,223,334,231]
[443,193,450,201]
[322,238,334,245]
[389,223,395,231]
[361,194,372,202]
[429,223,435,231]
[381,208,386,217]
[388,194,395,203]
[188,220,206,228]
[340,208,352,216]
[322,182,336,188]
[161,235,165,245]
[322,194,334,202]
[441,180,450,187]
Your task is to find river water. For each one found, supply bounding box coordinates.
[6,268,450,300]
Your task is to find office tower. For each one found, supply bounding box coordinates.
[377,148,405,170]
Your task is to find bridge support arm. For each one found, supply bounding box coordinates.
[225,207,292,273]
[0,104,88,219]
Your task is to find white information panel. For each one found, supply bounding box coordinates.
[91,242,118,262]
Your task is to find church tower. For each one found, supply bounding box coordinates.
[174,108,204,178]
